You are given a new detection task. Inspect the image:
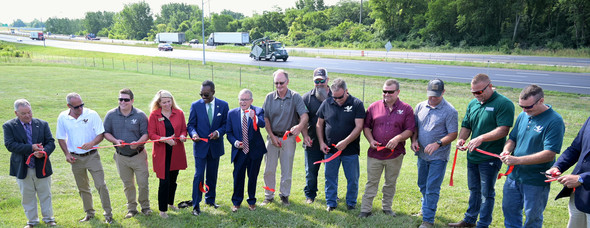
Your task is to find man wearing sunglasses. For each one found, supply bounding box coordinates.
[187,80,229,215]
[360,79,415,218]
[301,68,331,204]
[449,74,515,227]
[103,88,152,218]
[262,69,309,206]
[499,85,564,228]
[56,93,113,224]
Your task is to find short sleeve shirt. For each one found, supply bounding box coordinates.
[103,106,148,155]
[317,94,365,156]
[414,98,459,161]
[302,88,331,151]
[508,105,565,186]
[56,108,105,154]
[461,91,515,163]
[263,89,308,133]
[364,99,415,160]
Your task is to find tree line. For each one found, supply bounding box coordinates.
[9,0,590,50]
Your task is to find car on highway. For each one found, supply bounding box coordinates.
[17,37,23,42]
[158,43,173,51]
[189,39,199,44]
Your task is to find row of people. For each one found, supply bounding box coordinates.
[4,69,588,228]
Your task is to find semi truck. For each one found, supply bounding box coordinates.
[249,37,288,62]
[155,33,185,44]
[30,32,44,40]
[206,32,249,46]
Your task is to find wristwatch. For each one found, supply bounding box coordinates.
[579,176,584,184]
[436,140,443,147]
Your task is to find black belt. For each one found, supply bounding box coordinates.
[273,131,286,137]
[117,150,142,157]
[71,149,97,157]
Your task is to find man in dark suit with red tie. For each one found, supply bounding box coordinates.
[226,89,267,212]
[4,99,56,227]
[187,80,229,215]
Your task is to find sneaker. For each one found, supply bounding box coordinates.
[305,198,314,204]
[79,214,94,222]
[280,196,290,206]
[141,208,153,216]
[105,216,114,224]
[260,198,273,206]
[124,211,138,219]
[358,212,372,218]
[382,210,396,217]
[168,204,179,211]
[419,221,434,228]
[160,212,169,219]
[347,205,355,210]
[326,206,336,212]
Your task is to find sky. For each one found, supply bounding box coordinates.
[2,0,341,24]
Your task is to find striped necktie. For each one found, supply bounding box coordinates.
[242,112,249,154]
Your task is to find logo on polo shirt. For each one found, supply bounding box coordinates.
[83,119,88,123]
[344,106,353,112]
[397,109,404,115]
[131,119,137,124]
[534,125,543,133]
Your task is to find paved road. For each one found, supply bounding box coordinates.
[2,34,589,94]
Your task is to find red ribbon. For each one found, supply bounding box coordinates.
[376,146,397,158]
[244,110,258,131]
[473,148,513,179]
[263,186,275,192]
[449,148,459,186]
[26,151,48,176]
[282,131,302,143]
[314,144,341,164]
[199,182,209,193]
[474,148,501,158]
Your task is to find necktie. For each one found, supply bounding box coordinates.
[25,123,35,168]
[207,103,213,125]
[242,112,249,154]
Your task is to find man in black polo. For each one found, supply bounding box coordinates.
[103,88,152,218]
[316,78,365,211]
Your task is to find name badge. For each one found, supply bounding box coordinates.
[158,117,165,121]
[485,107,494,111]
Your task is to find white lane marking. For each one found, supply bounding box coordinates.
[516,72,549,76]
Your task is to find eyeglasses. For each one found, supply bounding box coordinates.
[314,79,326,84]
[471,83,490,95]
[239,98,252,102]
[274,81,286,85]
[333,94,345,100]
[199,93,211,98]
[70,103,84,109]
[118,98,131,102]
[383,90,397,94]
[519,98,541,109]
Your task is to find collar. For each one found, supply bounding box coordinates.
[116,106,136,116]
[382,98,401,109]
[426,98,446,109]
[528,104,553,119]
[274,89,292,100]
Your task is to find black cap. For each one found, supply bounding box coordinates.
[427,79,444,97]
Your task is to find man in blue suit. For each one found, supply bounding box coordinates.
[226,89,267,212]
[547,116,590,227]
[4,99,56,227]
[187,80,229,216]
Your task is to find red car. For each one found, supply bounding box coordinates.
[158,43,173,51]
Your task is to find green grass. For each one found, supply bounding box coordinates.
[0,48,588,227]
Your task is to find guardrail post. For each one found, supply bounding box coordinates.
[169,60,171,76]
[211,65,214,81]
[239,67,242,87]
[188,63,191,79]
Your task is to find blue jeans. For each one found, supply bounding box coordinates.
[464,159,502,227]
[325,154,359,207]
[304,147,324,200]
[417,158,447,224]
[502,177,550,228]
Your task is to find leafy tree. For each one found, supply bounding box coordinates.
[45,17,82,34]
[419,0,459,44]
[221,9,245,20]
[111,2,154,40]
[296,0,326,11]
[209,13,235,32]
[155,3,200,32]
[370,0,427,40]
[11,19,26,27]
[83,11,115,34]
[29,19,45,28]
[327,0,373,26]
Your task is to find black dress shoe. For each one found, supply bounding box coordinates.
[358,212,372,218]
[192,206,201,216]
[326,206,336,212]
[347,205,355,210]
[206,202,220,209]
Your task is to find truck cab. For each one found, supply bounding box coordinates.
[250,37,288,62]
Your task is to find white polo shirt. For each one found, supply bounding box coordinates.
[56,108,105,154]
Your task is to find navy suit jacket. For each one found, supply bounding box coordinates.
[226,106,266,163]
[187,98,229,159]
[3,118,55,179]
[554,116,590,213]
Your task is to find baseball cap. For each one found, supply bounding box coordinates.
[427,79,444,97]
[313,68,328,80]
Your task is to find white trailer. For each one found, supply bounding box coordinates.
[206,32,249,46]
[155,33,185,44]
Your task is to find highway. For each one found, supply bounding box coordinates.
[1,34,589,94]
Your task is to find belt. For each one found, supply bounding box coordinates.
[71,149,97,157]
[273,131,285,137]
[117,150,142,157]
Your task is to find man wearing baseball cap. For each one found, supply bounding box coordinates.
[301,68,331,204]
[411,79,458,227]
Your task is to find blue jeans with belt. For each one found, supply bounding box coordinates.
[502,177,550,228]
[464,159,502,227]
[325,154,359,208]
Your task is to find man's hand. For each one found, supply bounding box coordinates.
[33,151,45,158]
[235,141,244,149]
[32,143,44,151]
[290,125,301,137]
[500,155,520,166]
[411,141,420,152]
[466,136,483,152]
[303,135,313,148]
[80,142,94,150]
[130,141,139,149]
[385,138,399,150]
[319,142,329,154]
[209,131,219,140]
[557,175,582,188]
[270,135,281,148]
[65,153,76,164]
[545,167,561,177]
[424,143,440,155]
[334,140,349,152]
[369,140,381,149]
[191,134,201,142]
[456,139,467,151]
[179,135,187,143]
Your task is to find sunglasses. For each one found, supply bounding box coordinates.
[118,98,131,102]
[314,79,326,84]
[274,81,286,85]
[333,94,345,100]
[70,103,85,109]
[519,98,541,109]
[471,83,490,95]
[383,90,397,94]
[200,93,211,98]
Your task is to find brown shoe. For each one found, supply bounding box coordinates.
[248,204,256,211]
[124,211,138,219]
[231,205,240,212]
[448,220,476,227]
[280,195,290,206]
[260,198,273,206]
[79,214,94,222]
[46,221,57,226]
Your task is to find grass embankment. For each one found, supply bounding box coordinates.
[0,46,588,227]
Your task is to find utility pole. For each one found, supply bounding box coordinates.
[359,0,363,24]
[201,0,206,65]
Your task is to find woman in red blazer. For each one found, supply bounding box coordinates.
[148,90,188,218]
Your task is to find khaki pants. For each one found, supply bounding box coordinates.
[360,155,404,213]
[17,168,54,225]
[568,194,590,228]
[263,135,296,199]
[114,150,150,212]
[71,151,112,217]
